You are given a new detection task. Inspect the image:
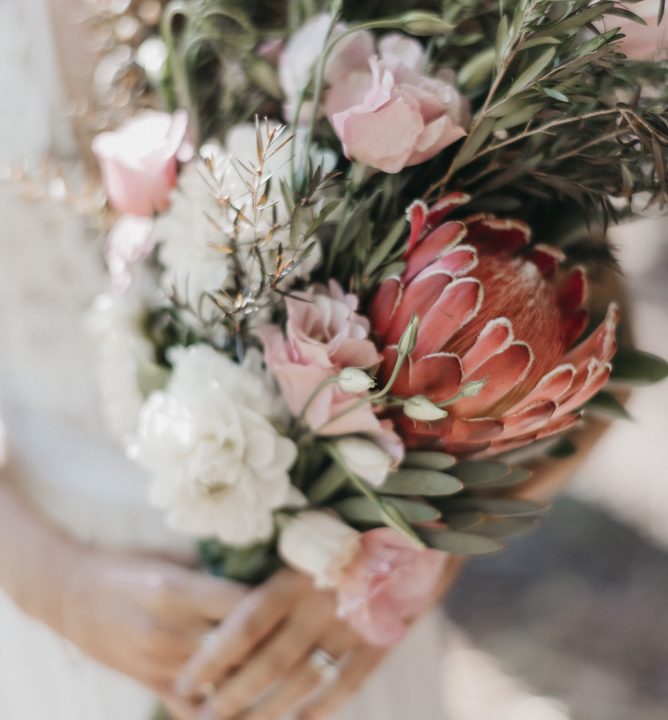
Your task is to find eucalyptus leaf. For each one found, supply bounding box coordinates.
[507,48,556,97]
[458,47,496,89]
[451,461,510,486]
[420,528,503,555]
[442,498,548,517]
[612,348,668,385]
[307,464,348,505]
[380,470,463,497]
[333,496,440,524]
[404,451,457,471]
[586,390,631,419]
[365,218,407,277]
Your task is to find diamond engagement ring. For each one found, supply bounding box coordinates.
[308,648,340,683]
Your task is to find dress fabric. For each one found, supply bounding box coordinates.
[0,1,447,718]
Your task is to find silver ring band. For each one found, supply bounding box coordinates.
[308,647,340,683]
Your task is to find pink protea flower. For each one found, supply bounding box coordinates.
[370,194,619,456]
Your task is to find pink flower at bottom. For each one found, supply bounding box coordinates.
[337,528,447,646]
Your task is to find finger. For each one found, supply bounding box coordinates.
[296,646,387,720]
[185,573,249,621]
[200,595,333,720]
[241,617,360,720]
[162,693,201,720]
[241,663,322,720]
[176,570,310,698]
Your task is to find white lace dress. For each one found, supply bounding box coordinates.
[0,1,447,718]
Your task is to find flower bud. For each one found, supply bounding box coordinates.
[335,437,394,487]
[397,314,420,356]
[404,395,448,422]
[459,379,487,398]
[278,511,360,589]
[398,12,454,36]
[337,368,376,394]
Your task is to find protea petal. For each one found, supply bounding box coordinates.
[441,417,504,454]
[529,244,566,277]
[562,307,589,348]
[429,244,478,278]
[403,221,467,283]
[499,400,557,439]
[386,271,452,345]
[371,278,402,341]
[453,342,534,416]
[513,363,576,412]
[565,303,619,369]
[404,200,428,257]
[556,361,611,416]
[414,278,483,357]
[464,215,531,253]
[558,267,588,313]
[461,318,514,377]
[426,191,471,226]
[408,353,463,403]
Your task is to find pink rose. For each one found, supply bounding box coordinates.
[337,528,447,646]
[325,35,467,173]
[92,110,192,217]
[256,282,402,458]
[278,13,374,122]
[105,215,155,292]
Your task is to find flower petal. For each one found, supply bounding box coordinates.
[564,303,619,369]
[558,266,588,313]
[371,278,403,340]
[512,363,576,411]
[414,278,483,357]
[408,353,463,402]
[461,317,514,377]
[404,221,467,282]
[464,215,531,254]
[453,341,534,416]
[387,271,453,344]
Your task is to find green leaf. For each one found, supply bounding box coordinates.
[443,498,548,517]
[333,497,440,524]
[420,528,503,555]
[452,117,495,169]
[612,348,668,385]
[548,437,577,458]
[494,103,544,131]
[307,464,348,505]
[451,461,510,486]
[380,470,463,497]
[365,217,407,277]
[458,47,496,89]
[586,390,631,420]
[544,87,569,103]
[404,451,457,471]
[507,48,556,97]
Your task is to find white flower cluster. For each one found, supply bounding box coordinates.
[154,123,335,323]
[131,344,297,546]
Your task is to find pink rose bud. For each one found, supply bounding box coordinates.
[337,528,447,646]
[92,110,192,217]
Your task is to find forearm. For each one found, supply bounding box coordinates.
[0,475,88,635]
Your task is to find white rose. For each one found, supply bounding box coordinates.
[278,511,360,589]
[335,437,393,487]
[88,293,157,444]
[132,345,297,547]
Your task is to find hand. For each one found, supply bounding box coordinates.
[62,549,247,704]
[176,569,388,720]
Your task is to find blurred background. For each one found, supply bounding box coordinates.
[1,1,667,719]
[441,217,668,719]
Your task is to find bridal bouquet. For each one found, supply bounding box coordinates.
[88,0,668,646]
